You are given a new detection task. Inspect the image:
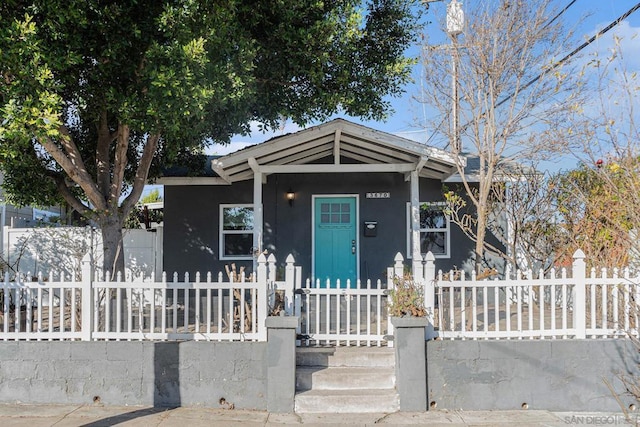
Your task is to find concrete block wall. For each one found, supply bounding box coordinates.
[0,341,268,409]
[427,339,640,412]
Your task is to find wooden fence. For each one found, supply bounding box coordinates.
[294,277,390,347]
[403,249,640,340]
[1,253,274,341]
[3,248,638,342]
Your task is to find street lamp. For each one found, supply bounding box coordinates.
[447,0,464,153]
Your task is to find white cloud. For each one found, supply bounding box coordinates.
[206,140,255,155]
[584,20,640,68]
[206,120,310,155]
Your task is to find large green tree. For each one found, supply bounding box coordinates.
[0,0,420,275]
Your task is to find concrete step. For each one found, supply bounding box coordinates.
[294,388,400,413]
[296,347,394,368]
[296,366,395,391]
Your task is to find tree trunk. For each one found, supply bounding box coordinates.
[475,209,487,273]
[98,214,125,278]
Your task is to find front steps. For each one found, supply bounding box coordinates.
[294,347,399,413]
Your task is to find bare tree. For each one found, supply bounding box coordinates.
[420,0,583,272]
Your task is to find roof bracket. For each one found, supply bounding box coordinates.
[415,157,428,173]
[248,158,267,183]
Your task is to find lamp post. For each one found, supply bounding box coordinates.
[447,0,464,153]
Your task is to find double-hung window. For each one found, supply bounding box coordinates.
[407,202,450,258]
[220,204,254,260]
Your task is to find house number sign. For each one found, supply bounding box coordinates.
[366,192,390,199]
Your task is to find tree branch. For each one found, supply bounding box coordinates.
[38,129,106,210]
[48,173,91,216]
[96,110,112,196]
[109,123,130,206]
[120,132,160,215]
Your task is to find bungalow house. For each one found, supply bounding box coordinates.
[159,118,476,284]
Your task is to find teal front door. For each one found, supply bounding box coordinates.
[314,196,357,287]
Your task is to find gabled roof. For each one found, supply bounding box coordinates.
[210,118,464,183]
[444,153,539,183]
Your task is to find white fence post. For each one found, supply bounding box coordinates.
[573,249,586,339]
[81,253,93,341]
[267,254,277,284]
[424,252,437,340]
[266,253,277,313]
[284,254,295,315]
[257,253,268,341]
[393,252,404,279]
[387,252,405,347]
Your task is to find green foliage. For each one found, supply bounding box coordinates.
[388,274,426,317]
[0,0,421,201]
[0,0,421,270]
[551,158,640,269]
[141,189,162,204]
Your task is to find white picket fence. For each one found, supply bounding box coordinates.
[1,253,276,342]
[3,248,639,342]
[407,249,640,340]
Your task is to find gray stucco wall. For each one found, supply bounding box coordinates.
[427,339,640,412]
[163,171,475,280]
[0,341,267,409]
[2,338,638,412]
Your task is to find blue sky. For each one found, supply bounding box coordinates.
[144,1,640,198]
[212,0,640,154]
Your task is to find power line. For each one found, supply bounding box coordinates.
[543,0,578,30]
[429,1,640,148]
[495,1,640,110]
[430,0,581,146]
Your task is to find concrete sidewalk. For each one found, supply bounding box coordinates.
[0,404,637,426]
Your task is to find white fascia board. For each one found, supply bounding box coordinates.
[219,121,341,165]
[156,177,231,186]
[210,159,232,183]
[254,163,416,174]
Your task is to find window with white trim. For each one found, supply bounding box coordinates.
[220,204,254,260]
[406,202,450,258]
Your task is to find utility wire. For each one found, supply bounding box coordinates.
[430,0,640,148]
[495,1,640,111]
[543,0,578,30]
[430,0,581,146]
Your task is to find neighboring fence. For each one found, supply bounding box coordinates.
[2,225,164,279]
[407,249,640,340]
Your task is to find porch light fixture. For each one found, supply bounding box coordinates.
[286,188,295,206]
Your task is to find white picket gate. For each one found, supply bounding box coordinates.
[293,278,390,347]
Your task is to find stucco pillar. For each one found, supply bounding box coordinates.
[266,316,299,413]
[391,316,428,411]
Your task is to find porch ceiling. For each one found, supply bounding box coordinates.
[212,119,464,182]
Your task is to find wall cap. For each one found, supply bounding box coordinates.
[265,316,300,329]
[390,316,428,328]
